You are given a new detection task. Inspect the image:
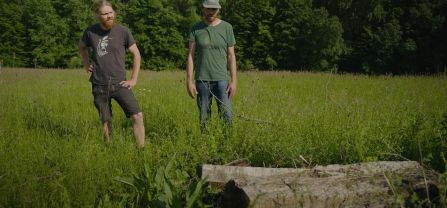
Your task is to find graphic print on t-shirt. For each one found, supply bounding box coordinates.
[97,36,112,57]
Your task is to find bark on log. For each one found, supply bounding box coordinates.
[201,161,440,208]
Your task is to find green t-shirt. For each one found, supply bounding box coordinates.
[189,20,236,81]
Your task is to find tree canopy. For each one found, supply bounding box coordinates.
[0,0,445,74]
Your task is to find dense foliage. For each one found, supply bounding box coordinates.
[0,0,446,73]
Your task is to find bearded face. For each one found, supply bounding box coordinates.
[97,5,115,30]
[202,7,219,24]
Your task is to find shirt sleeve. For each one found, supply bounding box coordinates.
[188,30,195,42]
[189,22,200,42]
[227,23,236,47]
[125,28,136,49]
[81,29,90,47]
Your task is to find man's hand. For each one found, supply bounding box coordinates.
[226,81,237,98]
[187,81,198,98]
[120,79,137,89]
[85,64,94,73]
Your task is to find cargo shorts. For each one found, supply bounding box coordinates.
[92,84,141,122]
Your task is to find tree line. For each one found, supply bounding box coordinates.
[0,0,446,74]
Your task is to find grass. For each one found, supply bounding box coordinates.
[0,68,446,207]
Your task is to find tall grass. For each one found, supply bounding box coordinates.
[0,68,446,207]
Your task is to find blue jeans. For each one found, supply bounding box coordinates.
[196,80,232,130]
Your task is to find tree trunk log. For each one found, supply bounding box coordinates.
[201,161,440,208]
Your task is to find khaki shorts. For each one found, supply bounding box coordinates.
[92,84,141,122]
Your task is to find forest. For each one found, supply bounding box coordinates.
[0,0,446,74]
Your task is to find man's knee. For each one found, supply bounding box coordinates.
[130,112,143,124]
[131,112,144,122]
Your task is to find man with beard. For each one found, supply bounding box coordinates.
[78,0,145,147]
[186,0,237,133]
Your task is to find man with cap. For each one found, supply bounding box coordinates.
[186,0,237,132]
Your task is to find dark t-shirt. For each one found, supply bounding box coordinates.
[81,24,135,85]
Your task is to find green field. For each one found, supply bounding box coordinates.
[0,68,446,207]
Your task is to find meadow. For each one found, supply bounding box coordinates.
[0,68,446,207]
